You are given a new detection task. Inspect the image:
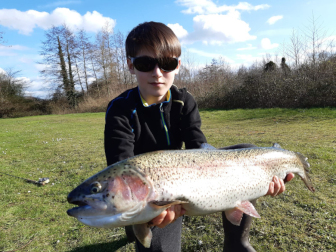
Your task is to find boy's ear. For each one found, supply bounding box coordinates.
[175,59,181,75]
[127,58,135,74]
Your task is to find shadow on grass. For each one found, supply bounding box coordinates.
[68,237,129,252]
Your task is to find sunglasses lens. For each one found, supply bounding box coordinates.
[159,57,178,72]
[133,56,156,72]
[132,57,178,72]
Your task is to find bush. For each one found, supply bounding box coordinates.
[195,56,336,109]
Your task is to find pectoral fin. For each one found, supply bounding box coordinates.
[133,224,152,248]
[225,208,244,226]
[225,201,260,226]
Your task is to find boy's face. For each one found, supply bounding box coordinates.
[127,49,180,105]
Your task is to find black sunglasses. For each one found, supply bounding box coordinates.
[130,56,179,72]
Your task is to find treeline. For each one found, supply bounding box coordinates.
[183,55,336,109]
[1,18,335,118]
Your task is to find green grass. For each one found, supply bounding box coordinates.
[0,108,335,251]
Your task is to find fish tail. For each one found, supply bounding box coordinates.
[295,152,315,192]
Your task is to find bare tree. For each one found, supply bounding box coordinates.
[40,26,63,84]
[112,31,129,85]
[74,57,84,94]
[88,45,100,97]
[302,14,328,66]
[176,49,198,86]
[95,30,110,91]
[77,29,92,93]
[39,25,78,107]
[286,29,303,67]
[57,36,70,94]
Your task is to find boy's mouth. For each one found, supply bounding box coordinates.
[149,82,164,85]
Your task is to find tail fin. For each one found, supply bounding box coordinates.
[295,152,315,192]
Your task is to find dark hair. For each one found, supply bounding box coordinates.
[125,22,181,58]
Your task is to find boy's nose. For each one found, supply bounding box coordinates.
[152,64,163,77]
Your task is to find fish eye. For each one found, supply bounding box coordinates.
[90,182,102,194]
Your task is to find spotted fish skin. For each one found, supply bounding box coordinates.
[67,144,315,248]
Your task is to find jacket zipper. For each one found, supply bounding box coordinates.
[160,103,171,146]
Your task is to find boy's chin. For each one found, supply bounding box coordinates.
[150,88,169,97]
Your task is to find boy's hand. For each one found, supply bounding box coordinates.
[148,205,186,228]
[266,173,295,197]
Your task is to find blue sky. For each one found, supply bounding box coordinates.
[0,0,335,98]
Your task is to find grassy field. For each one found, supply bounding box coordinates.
[0,108,335,252]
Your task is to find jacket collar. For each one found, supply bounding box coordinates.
[137,87,171,107]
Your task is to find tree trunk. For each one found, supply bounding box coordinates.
[57,36,70,97]
[66,42,76,107]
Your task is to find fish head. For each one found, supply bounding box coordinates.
[67,161,154,227]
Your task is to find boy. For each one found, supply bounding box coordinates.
[104,21,292,252]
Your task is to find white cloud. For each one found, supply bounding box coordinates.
[237,44,257,51]
[34,63,48,72]
[188,48,215,57]
[168,23,188,39]
[236,54,258,61]
[185,12,256,45]
[267,15,283,25]
[24,76,53,98]
[17,76,31,83]
[177,0,269,14]
[175,0,267,45]
[258,28,292,37]
[235,53,264,66]
[0,44,30,56]
[261,38,279,50]
[177,0,217,14]
[187,48,234,62]
[0,8,116,35]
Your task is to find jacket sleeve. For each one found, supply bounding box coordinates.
[181,92,207,149]
[104,101,135,166]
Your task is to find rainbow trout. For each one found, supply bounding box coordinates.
[67,144,315,247]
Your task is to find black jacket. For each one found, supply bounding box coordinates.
[104,85,207,166]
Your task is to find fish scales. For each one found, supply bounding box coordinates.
[67,144,315,248]
[124,148,288,215]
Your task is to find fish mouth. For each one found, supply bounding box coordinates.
[69,200,88,207]
[67,204,91,217]
[67,197,108,218]
[67,204,123,228]
[67,198,90,217]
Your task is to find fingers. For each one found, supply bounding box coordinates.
[267,181,275,196]
[149,211,167,227]
[272,176,282,197]
[267,176,286,197]
[172,204,182,221]
[149,205,185,229]
[156,206,176,228]
[284,173,295,183]
[277,177,285,195]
